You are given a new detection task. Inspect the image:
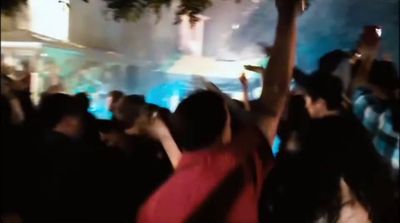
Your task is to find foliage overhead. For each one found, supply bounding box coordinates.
[101,0,215,25]
[0,0,89,15]
[1,0,27,16]
[1,0,234,25]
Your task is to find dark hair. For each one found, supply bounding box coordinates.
[318,49,349,74]
[108,90,124,102]
[173,90,227,151]
[260,113,397,223]
[361,60,400,131]
[369,60,399,92]
[38,93,82,129]
[75,92,90,111]
[117,94,146,126]
[305,72,343,110]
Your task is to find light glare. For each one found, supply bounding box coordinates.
[1,41,42,48]
[375,28,382,37]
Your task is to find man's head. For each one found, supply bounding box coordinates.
[75,92,90,111]
[107,90,124,113]
[115,94,146,128]
[318,49,349,74]
[368,60,399,97]
[173,90,231,151]
[38,93,83,138]
[302,72,344,118]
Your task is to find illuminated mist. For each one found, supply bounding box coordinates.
[65,0,398,115]
[230,0,399,71]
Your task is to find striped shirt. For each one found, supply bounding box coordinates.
[353,87,399,170]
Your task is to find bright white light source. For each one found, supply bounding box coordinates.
[252,0,260,3]
[252,86,262,98]
[29,0,69,41]
[169,93,180,111]
[1,41,42,48]
[3,56,16,67]
[231,92,244,100]
[375,28,382,37]
[40,53,48,57]
[231,24,240,30]
[355,53,362,58]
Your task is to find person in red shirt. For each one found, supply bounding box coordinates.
[137,90,271,223]
[136,0,304,222]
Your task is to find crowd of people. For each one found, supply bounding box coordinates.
[1,0,399,223]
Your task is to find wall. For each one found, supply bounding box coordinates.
[69,0,180,64]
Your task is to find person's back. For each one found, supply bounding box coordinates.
[31,93,96,223]
[137,91,273,223]
[125,134,174,221]
[1,95,35,220]
[37,130,94,223]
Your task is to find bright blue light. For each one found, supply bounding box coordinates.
[272,135,281,157]
[146,80,190,111]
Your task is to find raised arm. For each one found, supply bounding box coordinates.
[152,120,182,169]
[125,112,182,169]
[239,73,251,111]
[349,45,379,95]
[258,0,301,143]
[349,26,381,95]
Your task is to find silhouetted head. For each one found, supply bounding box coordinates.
[302,72,344,118]
[75,92,90,111]
[38,93,83,138]
[173,90,231,151]
[115,94,146,128]
[369,60,399,95]
[107,90,124,112]
[318,49,349,74]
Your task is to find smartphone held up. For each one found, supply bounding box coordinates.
[353,25,383,60]
[362,25,382,46]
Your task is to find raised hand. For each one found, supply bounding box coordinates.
[239,73,251,111]
[239,73,249,89]
[143,113,182,169]
[357,40,380,60]
[356,25,381,60]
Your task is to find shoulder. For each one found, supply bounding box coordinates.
[138,157,234,223]
[352,88,376,106]
[230,126,273,171]
[352,88,387,120]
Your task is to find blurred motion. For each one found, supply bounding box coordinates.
[1,0,398,223]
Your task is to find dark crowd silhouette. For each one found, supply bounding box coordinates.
[1,0,399,223]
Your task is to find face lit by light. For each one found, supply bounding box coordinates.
[304,95,326,119]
